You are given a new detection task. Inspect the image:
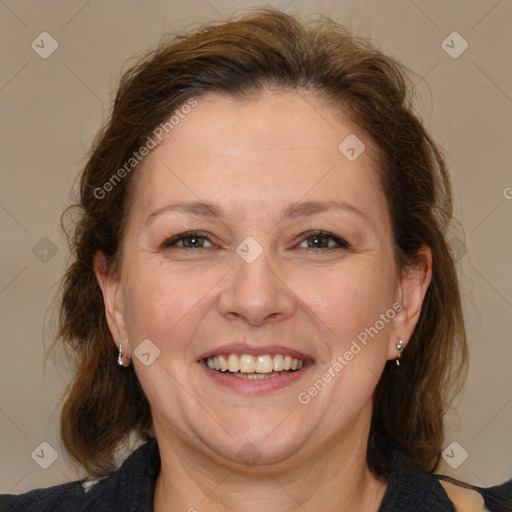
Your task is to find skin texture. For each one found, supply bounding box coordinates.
[95,90,432,511]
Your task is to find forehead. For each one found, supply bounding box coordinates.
[129,90,388,228]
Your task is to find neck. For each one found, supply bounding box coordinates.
[153,417,387,512]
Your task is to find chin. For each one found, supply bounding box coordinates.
[202,417,311,468]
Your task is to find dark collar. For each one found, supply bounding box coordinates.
[78,439,160,512]
[377,448,455,511]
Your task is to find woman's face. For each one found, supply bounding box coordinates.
[97,90,430,468]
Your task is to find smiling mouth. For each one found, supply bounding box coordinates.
[204,353,305,379]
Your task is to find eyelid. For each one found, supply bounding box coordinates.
[162,230,216,248]
[161,230,349,250]
[295,230,349,249]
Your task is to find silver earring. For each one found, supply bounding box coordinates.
[396,338,404,366]
[117,341,124,367]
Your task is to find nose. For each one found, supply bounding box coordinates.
[217,248,296,326]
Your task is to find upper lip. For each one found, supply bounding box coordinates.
[197,343,314,362]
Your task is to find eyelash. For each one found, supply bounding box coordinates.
[162,230,349,251]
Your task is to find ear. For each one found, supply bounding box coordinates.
[387,244,433,360]
[93,251,131,364]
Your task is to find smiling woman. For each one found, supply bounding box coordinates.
[2,7,511,512]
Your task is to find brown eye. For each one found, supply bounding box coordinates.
[298,231,349,250]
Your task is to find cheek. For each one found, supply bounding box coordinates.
[294,261,394,337]
[122,262,208,341]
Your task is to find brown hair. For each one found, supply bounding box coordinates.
[56,7,468,477]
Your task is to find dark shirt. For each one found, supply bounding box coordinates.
[1,439,511,511]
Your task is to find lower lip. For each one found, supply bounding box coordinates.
[198,360,313,394]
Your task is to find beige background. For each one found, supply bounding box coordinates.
[1,0,511,494]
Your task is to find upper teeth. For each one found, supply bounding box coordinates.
[206,354,304,373]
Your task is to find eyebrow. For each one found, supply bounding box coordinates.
[145,199,368,226]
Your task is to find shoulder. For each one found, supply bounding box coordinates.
[436,475,512,512]
[0,481,87,512]
[439,480,487,512]
[377,437,512,512]
[0,439,160,512]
